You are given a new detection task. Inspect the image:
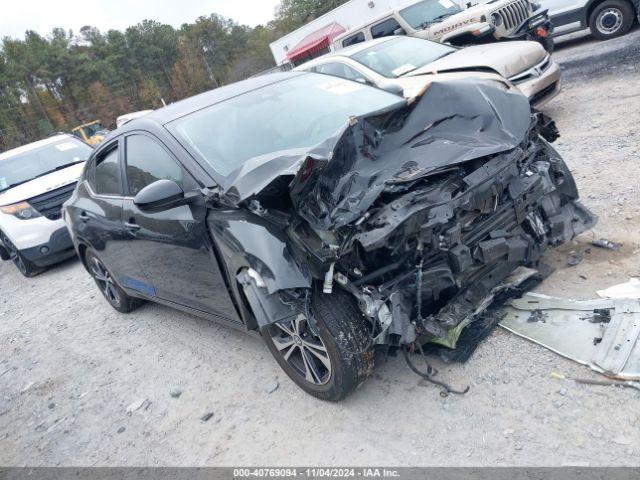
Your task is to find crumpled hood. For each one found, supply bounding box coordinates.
[408,42,547,78]
[289,78,531,230]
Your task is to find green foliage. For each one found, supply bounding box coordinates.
[0,0,349,151]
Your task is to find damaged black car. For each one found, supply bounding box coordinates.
[63,72,595,400]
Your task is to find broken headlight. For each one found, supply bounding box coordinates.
[0,201,42,220]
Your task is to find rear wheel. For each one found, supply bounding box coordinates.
[261,286,374,401]
[85,249,143,313]
[589,0,635,39]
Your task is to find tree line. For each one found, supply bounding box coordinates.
[0,0,348,151]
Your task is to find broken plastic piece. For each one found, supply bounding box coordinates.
[591,238,622,251]
[323,262,335,294]
[500,293,640,380]
[597,278,640,299]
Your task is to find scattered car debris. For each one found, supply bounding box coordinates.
[169,389,182,399]
[591,238,622,251]
[551,371,640,392]
[500,292,640,379]
[264,380,279,394]
[117,426,126,434]
[567,251,584,267]
[125,399,147,414]
[200,412,214,422]
[597,278,640,299]
[527,309,548,323]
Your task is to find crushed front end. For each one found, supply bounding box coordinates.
[282,79,595,351]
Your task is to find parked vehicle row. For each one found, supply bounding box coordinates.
[332,0,555,52]
[297,36,561,108]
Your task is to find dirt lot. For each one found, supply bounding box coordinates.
[1,28,640,467]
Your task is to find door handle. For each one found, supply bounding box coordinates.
[125,221,141,232]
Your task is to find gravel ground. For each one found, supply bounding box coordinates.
[1,29,640,467]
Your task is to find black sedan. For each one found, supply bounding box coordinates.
[63,71,595,400]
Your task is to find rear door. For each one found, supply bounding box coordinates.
[120,132,239,321]
[81,141,139,287]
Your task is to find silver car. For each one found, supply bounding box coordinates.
[297,36,561,108]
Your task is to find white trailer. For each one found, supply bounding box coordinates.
[269,0,424,67]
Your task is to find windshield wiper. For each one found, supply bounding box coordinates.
[0,160,86,193]
[33,160,85,180]
[421,13,454,27]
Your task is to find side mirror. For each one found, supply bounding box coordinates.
[133,179,192,211]
[393,27,407,36]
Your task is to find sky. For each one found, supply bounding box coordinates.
[0,0,282,40]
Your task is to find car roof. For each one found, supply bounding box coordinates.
[142,71,309,126]
[297,37,405,69]
[329,37,398,58]
[0,134,74,162]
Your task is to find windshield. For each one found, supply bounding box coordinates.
[167,74,404,177]
[399,0,462,28]
[0,137,92,193]
[351,37,456,78]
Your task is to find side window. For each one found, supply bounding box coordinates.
[316,63,368,83]
[342,32,365,47]
[125,134,194,196]
[370,18,402,38]
[93,147,122,196]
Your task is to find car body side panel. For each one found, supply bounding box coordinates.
[65,182,129,285]
[206,209,311,296]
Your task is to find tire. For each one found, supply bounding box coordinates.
[589,0,635,39]
[0,233,43,277]
[0,244,10,261]
[85,249,143,313]
[261,285,375,401]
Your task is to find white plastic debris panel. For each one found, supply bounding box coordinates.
[500,293,640,380]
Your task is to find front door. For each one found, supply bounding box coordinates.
[120,132,240,321]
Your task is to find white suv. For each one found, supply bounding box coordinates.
[0,134,92,277]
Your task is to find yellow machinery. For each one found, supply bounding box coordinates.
[71,120,107,146]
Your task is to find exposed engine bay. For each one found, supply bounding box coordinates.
[216,78,596,359]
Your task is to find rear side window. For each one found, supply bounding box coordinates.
[93,147,122,196]
[342,32,365,47]
[124,134,193,195]
[371,18,402,38]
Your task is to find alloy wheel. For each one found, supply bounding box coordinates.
[268,315,332,386]
[89,256,121,307]
[2,235,27,275]
[596,8,623,34]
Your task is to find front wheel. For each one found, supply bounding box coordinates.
[0,233,43,277]
[261,286,375,401]
[589,0,635,39]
